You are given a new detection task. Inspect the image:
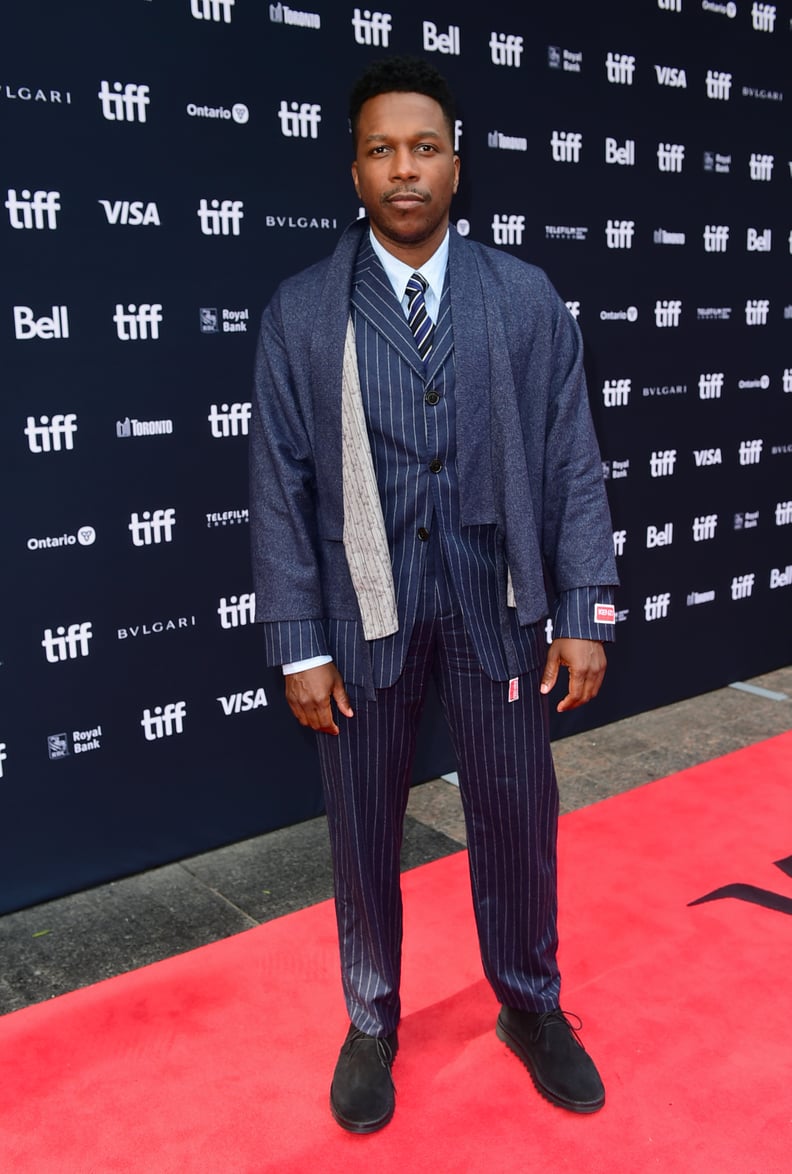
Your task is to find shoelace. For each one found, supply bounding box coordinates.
[530,1008,584,1045]
[345,1027,395,1070]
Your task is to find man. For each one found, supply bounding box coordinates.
[250,57,618,1133]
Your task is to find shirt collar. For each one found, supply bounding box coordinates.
[368,227,449,306]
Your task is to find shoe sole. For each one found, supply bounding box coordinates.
[496,1016,605,1115]
[329,1094,395,1134]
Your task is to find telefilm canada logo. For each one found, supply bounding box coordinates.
[207,509,249,527]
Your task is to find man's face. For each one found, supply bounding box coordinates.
[351,91,460,265]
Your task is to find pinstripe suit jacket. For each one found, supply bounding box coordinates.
[250,219,618,696]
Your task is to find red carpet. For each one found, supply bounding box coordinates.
[1,732,791,1173]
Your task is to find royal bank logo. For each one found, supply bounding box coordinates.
[25,413,77,452]
[706,70,732,99]
[776,501,792,525]
[697,306,731,321]
[98,81,150,123]
[644,593,671,620]
[1,84,72,107]
[27,525,96,552]
[602,378,631,407]
[117,416,173,438]
[141,702,187,742]
[277,100,321,138]
[692,514,718,540]
[114,303,162,340]
[550,131,582,163]
[117,616,196,640]
[206,509,249,527]
[739,438,763,464]
[488,130,527,152]
[352,8,392,46]
[269,3,321,29]
[47,734,67,760]
[5,188,60,230]
[217,592,256,628]
[734,510,760,530]
[646,522,673,548]
[693,447,723,466]
[490,32,524,66]
[14,305,69,340]
[605,137,635,166]
[605,219,635,248]
[657,142,685,172]
[128,508,176,546]
[545,225,588,241]
[655,65,687,88]
[655,300,682,327]
[191,0,235,22]
[751,3,776,31]
[703,224,729,252]
[492,214,525,245]
[217,687,269,715]
[703,151,731,173]
[747,228,772,251]
[601,306,638,323]
[98,199,160,226]
[654,228,685,245]
[41,621,92,663]
[187,102,249,124]
[731,574,756,600]
[699,372,725,399]
[197,198,243,236]
[423,21,460,54]
[200,307,249,333]
[605,52,636,84]
[48,726,103,758]
[749,153,774,181]
[745,299,770,325]
[209,402,251,437]
[650,449,677,476]
[613,530,627,556]
[547,45,582,72]
[602,458,630,480]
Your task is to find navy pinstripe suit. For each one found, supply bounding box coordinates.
[250,220,618,1035]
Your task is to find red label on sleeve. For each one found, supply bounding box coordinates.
[594,604,616,625]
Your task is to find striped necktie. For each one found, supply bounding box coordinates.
[405,272,433,361]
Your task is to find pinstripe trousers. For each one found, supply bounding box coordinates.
[317,539,561,1037]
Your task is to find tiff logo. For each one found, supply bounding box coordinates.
[739,439,763,464]
[41,621,92,663]
[745,299,770,325]
[550,131,582,163]
[5,188,60,230]
[784,369,792,393]
[613,529,627,556]
[605,137,635,166]
[605,52,635,84]
[747,228,772,251]
[114,303,162,340]
[749,153,774,181]
[644,593,671,620]
[278,100,321,138]
[605,219,635,249]
[218,593,256,628]
[0,743,6,779]
[197,198,244,235]
[655,299,682,327]
[141,702,187,741]
[693,514,718,540]
[703,224,729,252]
[208,402,251,437]
[776,501,792,525]
[699,372,724,399]
[751,3,776,31]
[129,508,176,546]
[98,81,150,123]
[731,574,755,600]
[658,0,682,10]
[490,32,523,67]
[492,214,525,245]
[602,379,631,407]
[191,0,235,21]
[657,142,685,172]
[650,449,677,477]
[25,413,77,453]
[352,8,392,46]
[706,70,732,99]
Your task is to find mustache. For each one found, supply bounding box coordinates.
[382,186,429,203]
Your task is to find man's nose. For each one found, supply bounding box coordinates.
[391,146,418,179]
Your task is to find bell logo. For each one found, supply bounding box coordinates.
[423,21,460,54]
[25,413,77,453]
[746,228,772,251]
[644,593,671,620]
[5,188,60,230]
[113,303,162,341]
[605,137,635,166]
[646,523,673,548]
[706,70,732,100]
[699,372,724,399]
[613,530,627,556]
[657,143,685,172]
[650,449,677,476]
[352,9,392,46]
[739,439,763,465]
[751,3,776,31]
[605,52,636,85]
[217,593,256,629]
[602,379,631,407]
[550,131,582,163]
[13,305,69,340]
[217,688,269,715]
[605,219,635,248]
[41,621,93,663]
[703,224,729,252]
[128,508,176,546]
[693,514,718,541]
[490,32,524,67]
[492,214,525,245]
[277,100,321,139]
[208,402,251,437]
[197,198,244,235]
[141,702,187,741]
[749,153,774,181]
[98,81,150,123]
[730,574,755,600]
[191,0,235,21]
[99,200,160,226]
[655,65,687,88]
[745,299,769,325]
[770,566,792,589]
[654,300,682,327]
[775,501,792,525]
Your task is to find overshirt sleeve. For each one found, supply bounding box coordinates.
[553,586,616,643]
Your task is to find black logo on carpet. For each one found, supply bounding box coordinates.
[689,855,792,916]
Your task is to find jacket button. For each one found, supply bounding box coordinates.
[429,459,443,473]
[417,527,430,541]
[425,390,440,405]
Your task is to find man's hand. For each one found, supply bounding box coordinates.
[540,638,607,713]
[285,662,354,735]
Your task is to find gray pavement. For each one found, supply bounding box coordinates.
[1,666,789,1018]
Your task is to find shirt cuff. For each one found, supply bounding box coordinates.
[282,654,333,675]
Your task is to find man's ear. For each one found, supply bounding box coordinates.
[351,161,361,199]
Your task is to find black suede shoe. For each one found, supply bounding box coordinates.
[496,1007,605,1114]
[329,1024,398,1134]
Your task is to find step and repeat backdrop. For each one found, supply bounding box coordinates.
[2,0,790,911]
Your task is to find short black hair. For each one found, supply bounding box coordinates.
[349,56,457,148]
